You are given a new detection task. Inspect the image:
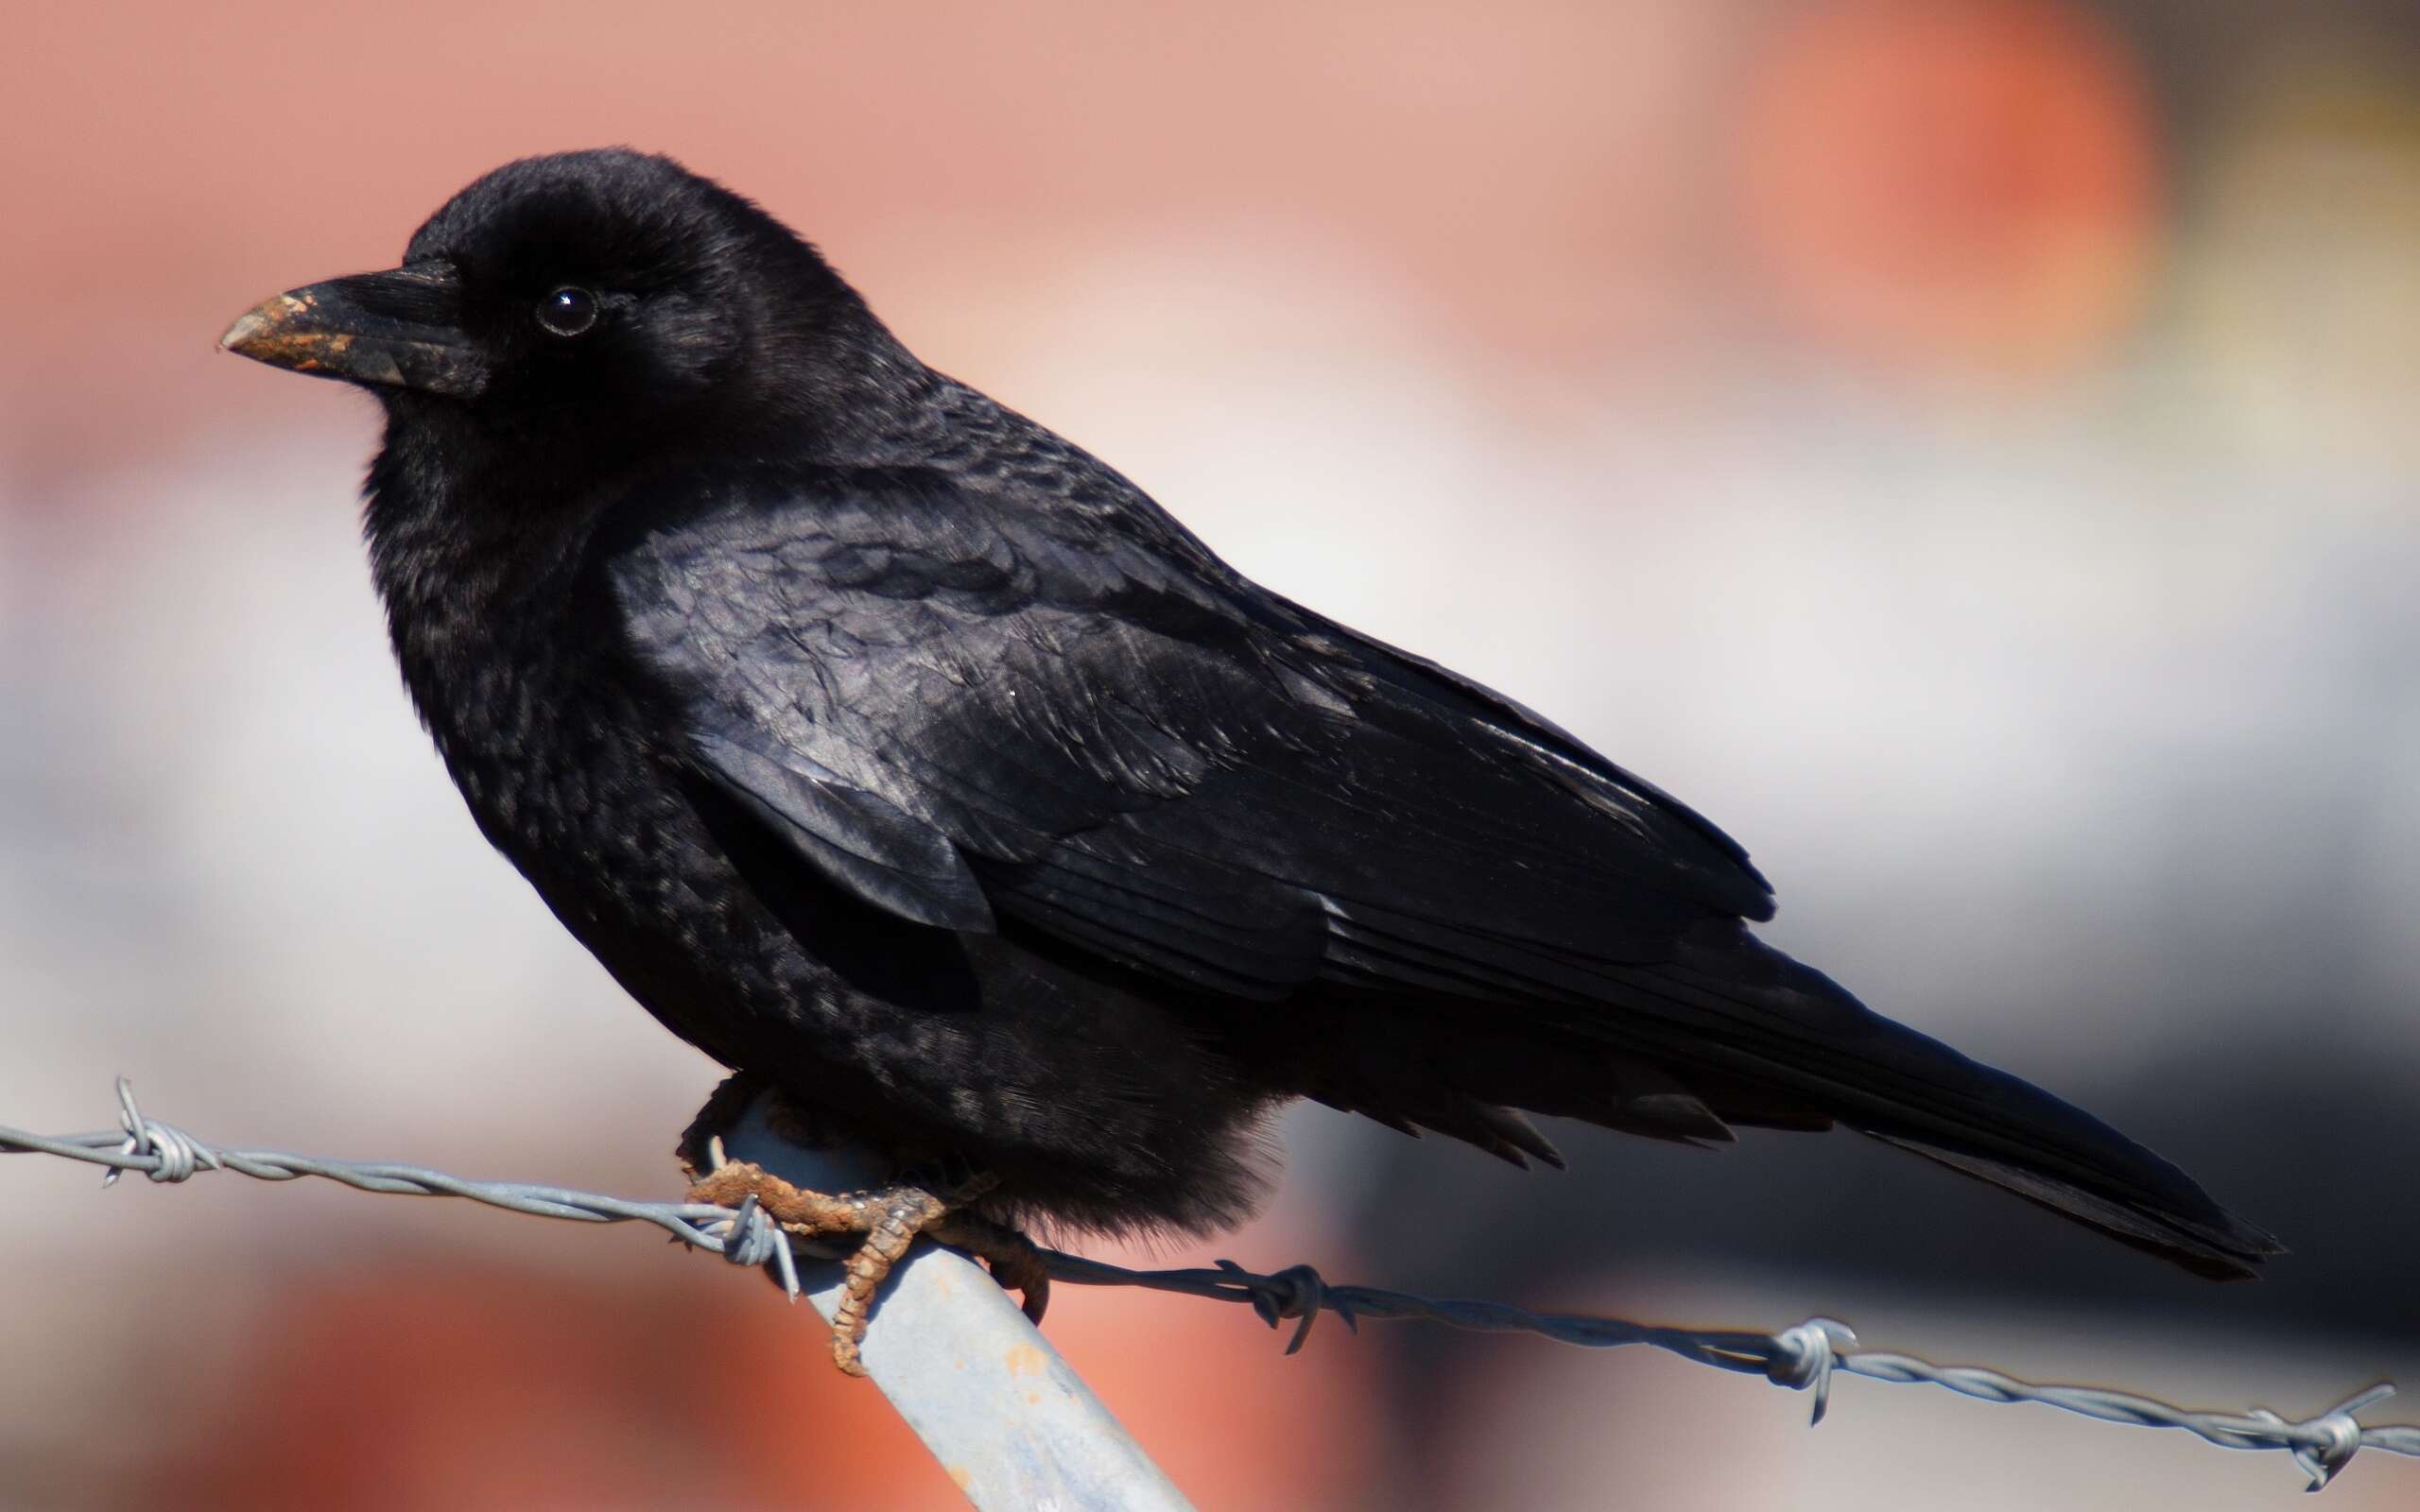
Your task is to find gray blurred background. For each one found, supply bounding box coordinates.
[3,2,2415,1506]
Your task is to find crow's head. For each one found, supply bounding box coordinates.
[221,149,899,465]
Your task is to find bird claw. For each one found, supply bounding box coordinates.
[685,1160,1047,1375]
[929,1199,1052,1327]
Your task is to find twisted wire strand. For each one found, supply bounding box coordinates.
[2,1079,2408,1491]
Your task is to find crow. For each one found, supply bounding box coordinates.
[222,148,2278,1369]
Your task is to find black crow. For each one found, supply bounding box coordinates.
[221,148,2278,1369]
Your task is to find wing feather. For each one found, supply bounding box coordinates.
[607,464,1774,1005]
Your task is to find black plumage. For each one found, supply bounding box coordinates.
[222,147,2278,1278]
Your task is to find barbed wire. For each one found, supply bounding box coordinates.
[3,1078,2411,1493]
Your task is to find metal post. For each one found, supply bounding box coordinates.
[717,1092,1196,1511]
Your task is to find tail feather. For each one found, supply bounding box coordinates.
[1318,908,2282,1279]
[1560,921,2284,1278]
[1860,1133,2278,1279]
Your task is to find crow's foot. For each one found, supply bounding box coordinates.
[686,1156,1049,1374]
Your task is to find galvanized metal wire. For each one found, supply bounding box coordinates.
[3,1078,2409,1493]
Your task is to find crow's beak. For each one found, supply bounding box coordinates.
[219,264,487,398]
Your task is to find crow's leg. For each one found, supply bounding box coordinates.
[681,1088,1049,1374]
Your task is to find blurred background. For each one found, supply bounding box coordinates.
[4,2,2416,1506]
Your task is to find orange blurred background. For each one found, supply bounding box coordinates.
[5,3,2418,1507]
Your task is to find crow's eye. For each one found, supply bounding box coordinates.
[536,285,598,337]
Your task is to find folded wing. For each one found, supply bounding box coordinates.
[605,457,2278,1278]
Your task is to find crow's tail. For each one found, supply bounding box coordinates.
[1561,920,2283,1278]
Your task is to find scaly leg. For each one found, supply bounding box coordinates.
[687,1154,1050,1375]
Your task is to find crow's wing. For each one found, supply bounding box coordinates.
[606,458,2279,1278]
[607,462,1773,1004]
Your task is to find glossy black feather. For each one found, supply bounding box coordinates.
[281,147,2274,1271]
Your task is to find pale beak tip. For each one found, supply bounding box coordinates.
[218,309,268,352]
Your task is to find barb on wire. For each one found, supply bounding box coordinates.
[3,1080,2410,1493]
